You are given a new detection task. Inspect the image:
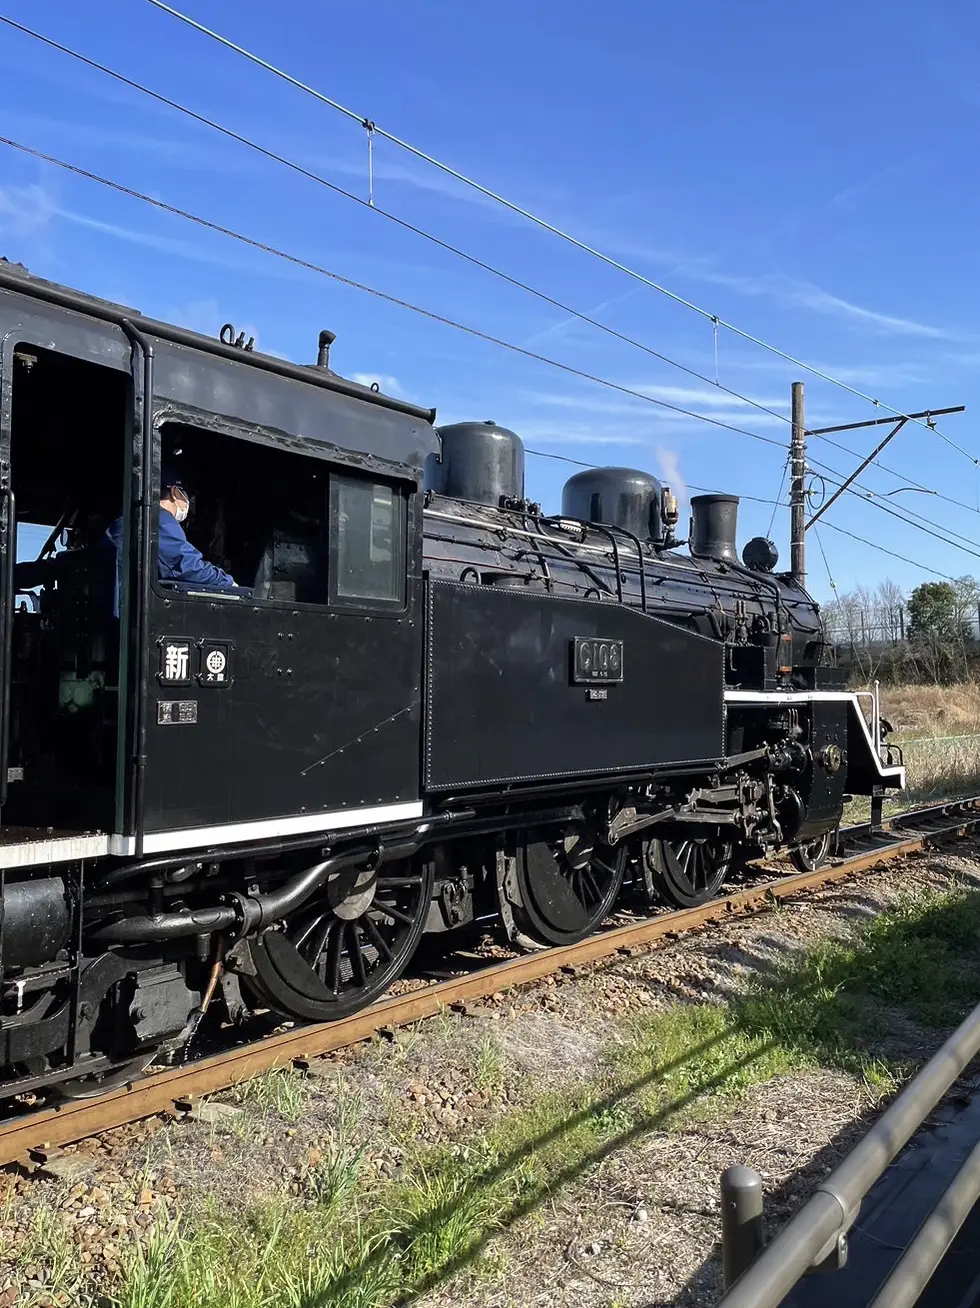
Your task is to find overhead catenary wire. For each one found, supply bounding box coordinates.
[816,520,955,580]
[524,445,782,506]
[806,455,980,563]
[0,14,796,438]
[143,0,975,463]
[522,446,953,579]
[8,13,979,521]
[525,437,980,565]
[768,455,790,538]
[0,134,789,451]
[0,128,965,574]
[810,522,839,598]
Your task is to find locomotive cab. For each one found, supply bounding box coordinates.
[0,272,438,865]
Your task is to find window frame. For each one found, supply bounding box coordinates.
[148,411,411,618]
[327,471,409,614]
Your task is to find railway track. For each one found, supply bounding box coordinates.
[5,794,980,1171]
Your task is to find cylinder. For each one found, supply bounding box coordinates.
[690,493,739,564]
[428,421,525,507]
[2,877,72,967]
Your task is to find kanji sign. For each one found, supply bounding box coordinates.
[159,640,192,685]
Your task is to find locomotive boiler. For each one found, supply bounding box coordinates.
[0,262,902,1098]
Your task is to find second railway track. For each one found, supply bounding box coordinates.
[5,794,980,1171]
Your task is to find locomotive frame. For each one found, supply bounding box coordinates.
[0,262,904,1097]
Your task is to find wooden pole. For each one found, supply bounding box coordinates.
[790,381,806,585]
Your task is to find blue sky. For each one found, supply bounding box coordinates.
[1,0,979,599]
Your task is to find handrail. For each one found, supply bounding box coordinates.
[717,997,980,1307]
[855,681,883,761]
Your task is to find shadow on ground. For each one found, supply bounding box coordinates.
[290,885,980,1308]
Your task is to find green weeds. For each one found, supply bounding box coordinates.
[230,1068,308,1120]
[36,884,980,1307]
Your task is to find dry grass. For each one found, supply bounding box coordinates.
[881,682,980,738]
[845,682,980,812]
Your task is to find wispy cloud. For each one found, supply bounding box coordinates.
[823,158,923,212]
[722,351,934,388]
[350,371,402,394]
[0,182,56,239]
[302,146,507,215]
[594,231,962,344]
[786,282,958,340]
[520,289,638,348]
[4,113,255,174]
[53,205,284,274]
[673,263,961,341]
[523,385,788,427]
[496,417,648,448]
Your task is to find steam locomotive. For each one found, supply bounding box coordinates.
[0,263,903,1097]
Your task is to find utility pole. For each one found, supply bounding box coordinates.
[790,381,806,586]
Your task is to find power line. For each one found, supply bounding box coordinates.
[526,446,793,507]
[816,520,954,580]
[768,455,789,538]
[0,113,962,578]
[144,0,975,462]
[523,446,950,578]
[809,428,980,520]
[811,522,839,597]
[807,455,980,563]
[11,14,978,519]
[0,14,796,438]
[0,134,788,451]
[526,435,980,564]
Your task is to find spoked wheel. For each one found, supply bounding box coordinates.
[644,834,733,908]
[789,832,833,874]
[499,826,627,948]
[243,857,434,1022]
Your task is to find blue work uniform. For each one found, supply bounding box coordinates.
[105,508,238,616]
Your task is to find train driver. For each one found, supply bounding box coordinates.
[105,469,243,616]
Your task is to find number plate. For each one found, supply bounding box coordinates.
[571,636,624,684]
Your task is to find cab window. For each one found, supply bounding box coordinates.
[160,423,406,610]
[160,422,329,605]
[330,475,405,605]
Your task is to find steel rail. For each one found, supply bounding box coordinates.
[4,797,980,1169]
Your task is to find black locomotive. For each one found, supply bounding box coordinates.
[0,263,902,1097]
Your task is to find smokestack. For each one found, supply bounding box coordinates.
[316,329,336,369]
[690,493,739,564]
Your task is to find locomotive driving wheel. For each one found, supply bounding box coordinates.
[789,832,833,874]
[242,857,434,1022]
[499,826,627,949]
[644,834,733,908]
[54,1052,158,1101]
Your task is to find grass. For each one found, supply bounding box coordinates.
[230,1068,309,1121]
[472,1032,504,1094]
[15,882,980,1308]
[303,1094,366,1215]
[843,681,980,819]
[881,682,980,738]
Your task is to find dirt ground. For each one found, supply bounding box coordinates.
[2,843,979,1307]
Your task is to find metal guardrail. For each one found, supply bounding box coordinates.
[717,998,980,1307]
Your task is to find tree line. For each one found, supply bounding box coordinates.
[821,577,980,684]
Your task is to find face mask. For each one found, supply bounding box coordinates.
[172,493,189,524]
